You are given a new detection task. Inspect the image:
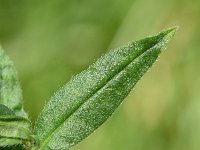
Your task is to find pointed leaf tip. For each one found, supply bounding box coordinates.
[158,26,178,41]
[35,27,176,150]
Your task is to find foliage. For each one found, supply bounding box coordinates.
[0,28,176,149]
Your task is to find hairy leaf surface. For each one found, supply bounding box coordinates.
[0,104,14,116]
[0,48,27,117]
[0,138,22,147]
[35,27,177,150]
[0,115,35,140]
[0,104,34,148]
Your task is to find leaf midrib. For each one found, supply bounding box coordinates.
[39,37,163,149]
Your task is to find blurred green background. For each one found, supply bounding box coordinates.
[0,0,200,149]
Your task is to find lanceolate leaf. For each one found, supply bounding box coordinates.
[0,48,27,117]
[35,27,177,150]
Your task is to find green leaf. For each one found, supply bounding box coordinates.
[34,27,177,150]
[0,115,35,141]
[0,137,22,147]
[0,48,27,117]
[0,104,15,116]
[0,140,24,150]
[0,105,35,148]
[0,105,24,147]
[0,49,32,148]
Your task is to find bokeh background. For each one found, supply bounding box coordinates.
[0,0,200,149]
